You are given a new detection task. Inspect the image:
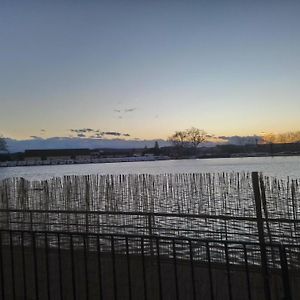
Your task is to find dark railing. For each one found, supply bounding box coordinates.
[0,229,299,300]
[0,173,299,299]
[0,208,299,244]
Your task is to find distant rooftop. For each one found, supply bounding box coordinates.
[24,149,91,157]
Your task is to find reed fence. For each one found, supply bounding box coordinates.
[0,172,299,244]
[1,172,299,217]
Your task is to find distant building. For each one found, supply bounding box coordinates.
[23,149,91,162]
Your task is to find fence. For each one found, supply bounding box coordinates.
[0,172,299,299]
[0,229,299,300]
[0,172,299,245]
[1,172,299,219]
[0,208,299,251]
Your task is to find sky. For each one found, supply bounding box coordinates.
[1,0,300,142]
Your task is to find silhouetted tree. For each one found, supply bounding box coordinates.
[0,136,8,153]
[261,133,276,155]
[154,141,160,155]
[142,145,148,156]
[261,133,277,144]
[169,127,208,156]
[261,131,300,144]
[169,127,207,149]
[185,127,207,148]
[168,130,188,148]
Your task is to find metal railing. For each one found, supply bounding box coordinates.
[0,208,299,244]
[0,173,299,299]
[0,229,299,300]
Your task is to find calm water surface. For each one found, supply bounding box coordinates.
[0,156,300,180]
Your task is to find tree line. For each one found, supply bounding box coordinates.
[262,131,300,144]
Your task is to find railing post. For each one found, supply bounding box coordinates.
[30,211,33,232]
[279,245,292,300]
[86,211,89,234]
[148,213,155,300]
[0,233,5,300]
[252,172,271,300]
[148,213,154,257]
[291,181,297,232]
[260,176,276,268]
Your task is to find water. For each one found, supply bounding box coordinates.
[0,156,300,180]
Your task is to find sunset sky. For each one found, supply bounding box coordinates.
[1,0,300,141]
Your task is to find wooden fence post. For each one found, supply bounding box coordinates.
[252,172,271,300]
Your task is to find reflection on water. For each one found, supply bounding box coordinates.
[0,156,300,180]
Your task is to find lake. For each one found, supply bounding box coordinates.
[0,156,300,180]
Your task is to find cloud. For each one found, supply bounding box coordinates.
[113,107,137,120]
[217,136,228,140]
[96,131,130,137]
[69,128,130,139]
[101,131,122,136]
[124,108,136,113]
[90,134,103,139]
[70,128,95,134]
[113,107,137,113]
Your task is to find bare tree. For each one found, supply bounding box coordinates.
[186,127,207,148]
[261,133,277,144]
[168,130,188,148]
[169,127,207,149]
[261,131,300,144]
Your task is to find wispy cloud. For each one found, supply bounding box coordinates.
[70,128,94,134]
[114,107,137,113]
[100,131,130,137]
[113,107,137,119]
[124,108,136,113]
[102,131,122,136]
[217,136,228,140]
[90,134,103,139]
[69,128,130,139]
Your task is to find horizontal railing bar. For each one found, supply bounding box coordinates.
[1,221,264,238]
[1,208,299,224]
[1,228,299,248]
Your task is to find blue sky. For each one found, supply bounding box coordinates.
[1,0,300,141]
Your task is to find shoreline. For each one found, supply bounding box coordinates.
[1,152,300,169]
[0,155,170,168]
